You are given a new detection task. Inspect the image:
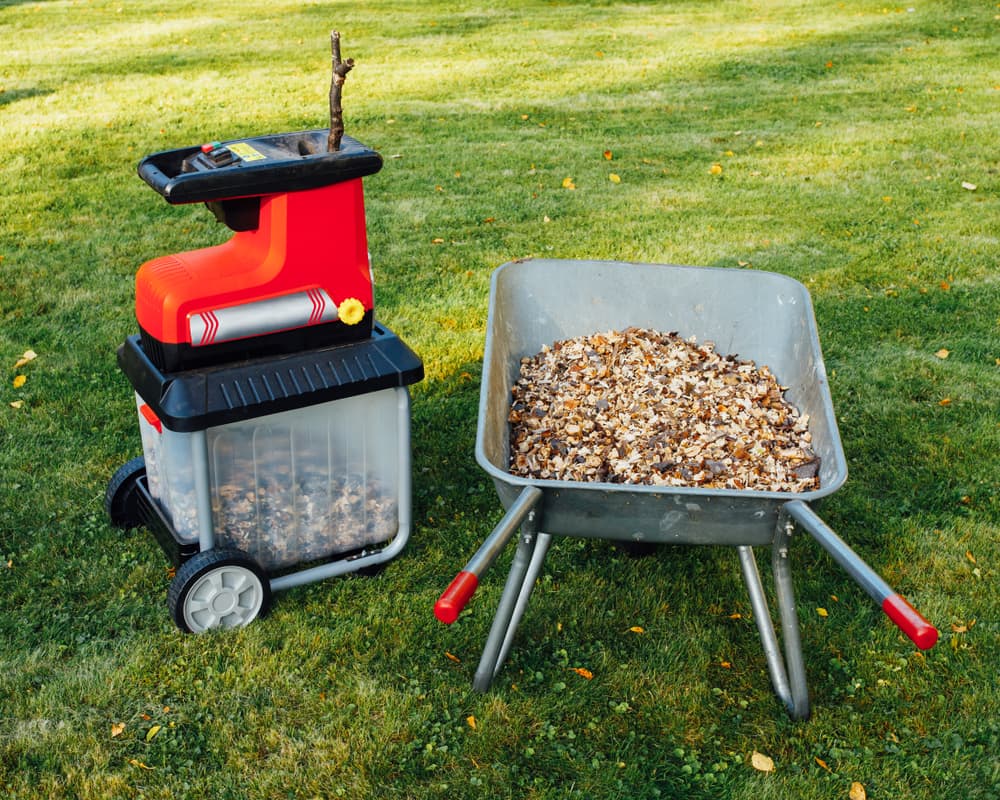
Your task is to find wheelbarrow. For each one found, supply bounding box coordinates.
[435,259,937,720]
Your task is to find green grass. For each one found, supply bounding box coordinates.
[1,0,998,797]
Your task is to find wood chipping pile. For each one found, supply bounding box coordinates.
[508,327,820,492]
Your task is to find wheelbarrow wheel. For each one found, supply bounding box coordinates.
[105,456,147,530]
[168,549,271,633]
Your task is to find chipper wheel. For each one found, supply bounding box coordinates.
[105,456,147,530]
[168,549,271,633]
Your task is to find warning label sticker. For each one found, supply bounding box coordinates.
[228,142,266,162]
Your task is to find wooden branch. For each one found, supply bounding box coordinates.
[327,30,355,152]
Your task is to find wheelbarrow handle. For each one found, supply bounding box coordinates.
[784,500,938,650]
[435,486,543,624]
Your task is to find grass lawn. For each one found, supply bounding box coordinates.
[1,0,998,797]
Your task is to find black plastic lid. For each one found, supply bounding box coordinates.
[138,131,383,204]
[118,324,423,432]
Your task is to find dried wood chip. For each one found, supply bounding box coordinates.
[508,327,820,492]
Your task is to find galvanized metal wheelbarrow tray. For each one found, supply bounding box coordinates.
[436,258,937,720]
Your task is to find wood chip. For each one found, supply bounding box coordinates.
[508,328,819,492]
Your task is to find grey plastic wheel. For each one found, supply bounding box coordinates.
[168,549,270,633]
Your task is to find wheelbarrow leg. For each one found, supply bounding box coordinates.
[737,519,810,720]
[473,511,550,692]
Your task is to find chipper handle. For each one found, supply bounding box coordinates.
[435,486,543,624]
[784,500,939,650]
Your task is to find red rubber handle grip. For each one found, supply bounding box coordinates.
[434,571,479,624]
[882,594,939,650]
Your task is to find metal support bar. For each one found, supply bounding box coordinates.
[472,509,549,692]
[771,521,810,719]
[736,519,810,720]
[738,546,794,711]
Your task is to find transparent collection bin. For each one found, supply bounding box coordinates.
[138,389,406,572]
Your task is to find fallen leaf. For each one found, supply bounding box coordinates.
[603,150,613,160]
[609,173,621,184]
[10,400,23,409]
[935,349,950,359]
[709,163,723,175]
[145,725,161,742]
[466,715,477,730]
[751,751,775,773]
[562,176,576,190]
[849,781,867,800]
[12,375,26,389]
[950,623,968,633]
[572,667,594,680]
[940,280,951,291]
[431,238,445,244]
[111,722,125,738]
[961,181,977,191]
[737,260,750,267]
[628,626,645,634]
[13,350,37,369]
[965,550,976,564]
[938,398,952,406]
[445,651,461,663]
[719,661,732,669]
[543,215,552,223]
[817,607,829,618]
[129,759,154,771]
[815,756,831,772]
[729,612,742,619]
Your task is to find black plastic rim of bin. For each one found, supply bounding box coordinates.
[117,322,424,432]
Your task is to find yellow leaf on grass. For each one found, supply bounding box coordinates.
[562,177,577,190]
[603,150,613,160]
[431,238,445,244]
[939,398,952,406]
[849,781,868,800]
[466,715,477,730]
[14,350,37,369]
[628,626,645,634]
[145,725,161,742]
[965,550,977,564]
[572,667,594,680]
[609,173,621,184]
[961,181,977,191]
[10,400,23,409]
[709,163,723,175]
[815,756,831,772]
[951,623,968,633]
[935,349,950,359]
[817,607,829,617]
[129,759,154,771]
[751,751,775,773]
[12,375,26,389]
[111,722,125,738]
[445,651,461,663]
